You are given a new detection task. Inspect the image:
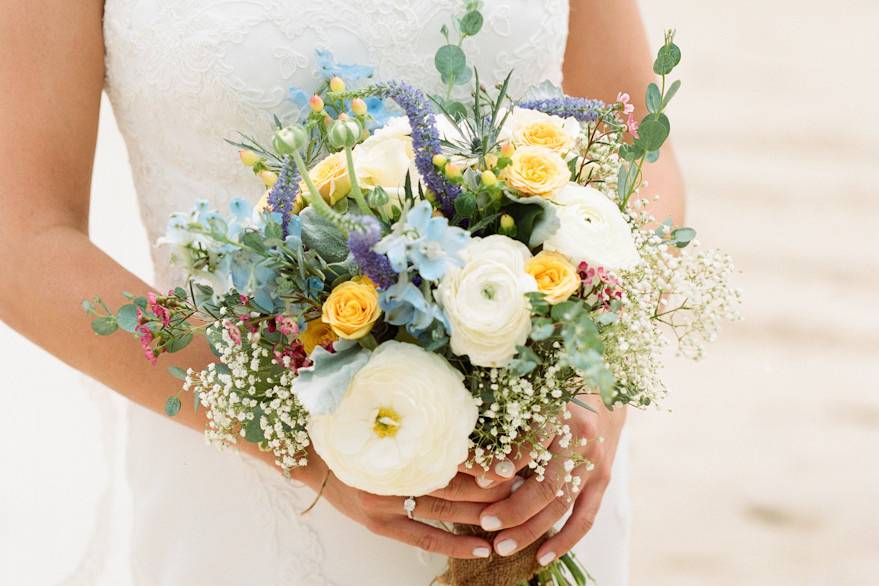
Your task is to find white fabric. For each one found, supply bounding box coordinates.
[101,1,630,583]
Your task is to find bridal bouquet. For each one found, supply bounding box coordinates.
[85,7,739,585]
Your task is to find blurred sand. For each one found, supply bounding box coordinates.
[631,2,879,584]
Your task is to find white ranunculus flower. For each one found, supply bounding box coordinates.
[437,235,537,368]
[543,183,641,271]
[353,116,420,206]
[498,107,581,154]
[308,341,478,496]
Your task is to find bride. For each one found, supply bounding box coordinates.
[0,1,683,584]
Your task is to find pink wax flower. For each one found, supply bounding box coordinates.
[224,320,242,346]
[616,92,635,115]
[275,315,299,337]
[626,113,639,138]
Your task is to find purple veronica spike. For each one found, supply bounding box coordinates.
[517,96,605,122]
[373,81,461,214]
[267,157,300,236]
[348,215,396,290]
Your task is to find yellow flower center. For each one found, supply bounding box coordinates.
[373,407,402,438]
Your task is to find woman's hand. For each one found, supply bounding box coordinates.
[292,449,517,560]
[468,396,626,565]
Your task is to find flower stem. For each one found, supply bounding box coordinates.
[344,145,371,215]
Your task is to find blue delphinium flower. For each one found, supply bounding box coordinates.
[315,49,374,82]
[374,201,470,282]
[347,215,397,290]
[517,96,605,123]
[380,279,447,334]
[373,81,461,214]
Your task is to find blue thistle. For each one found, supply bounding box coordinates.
[347,215,396,290]
[266,157,300,237]
[373,81,461,214]
[517,96,605,122]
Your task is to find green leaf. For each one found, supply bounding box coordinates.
[173,287,188,300]
[164,396,182,417]
[646,83,661,114]
[653,43,682,75]
[168,366,187,381]
[166,333,193,353]
[454,193,477,218]
[672,227,697,248]
[300,206,349,263]
[646,149,661,163]
[619,142,644,162]
[637,114,670,151]
[452,66,472,87]
[526,291,550,315]
[91,316,118,336]
[661,79,682,109]
[434,44,467,81]
[551,300,582,322]
[116,304,139,333]
[132,296,148,310]
[459,10,484,36]
[530,317,555,342]
[244,407,265,443]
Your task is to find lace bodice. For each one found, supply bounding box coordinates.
[104,0,570,285]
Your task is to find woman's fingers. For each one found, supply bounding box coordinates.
[536,476,608,564]
[430,473,516,503]
[380,517,493,560]
[491,493,573,557]
[458,433,557,485]
[359,492,484,525]
[477,467,567,531]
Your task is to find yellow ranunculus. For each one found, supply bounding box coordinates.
[299,318,338,355]
[517,121,574,153]
[525,250,581,304]
[504,107,581,154]
[501,146,570,198]
[299,151,351,205]
[321,276,381,340]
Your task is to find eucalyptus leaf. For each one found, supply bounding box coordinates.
[91,316,118,336]
[168,366,187,381]
[459,10,484,36]
[530,318,556,341]
[166,333,193,353]
[646,83,661,113]
[637,114,670,151]
[164,396,182,417]
[294,339,370,415]
[653,43,682,75]
[661,79,682,109]
[435,45,466,81]
[116,304,139,333]
[244,406,265,442]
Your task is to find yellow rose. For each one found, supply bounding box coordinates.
[299,151,351,205]
[321,276,381,340]
[299,318,338,355]
[501,146,570,198]
[505,108,581,154]
[525,250,580,304]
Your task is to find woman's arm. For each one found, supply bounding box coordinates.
[474,0,688,563]
[0,1,498,560]
[564,0,686,225]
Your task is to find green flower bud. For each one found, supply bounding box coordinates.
[499,213,517,237]
[367,186,390,209]
[328,117,363,149]
[273,125,308,154]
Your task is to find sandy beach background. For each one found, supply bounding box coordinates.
[1,1,877,584]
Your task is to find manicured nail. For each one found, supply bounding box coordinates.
[480,515,502,531]
[511,477,525,493]
[473,546,491,558]
[476,476,495,489]
[495,459,515,478]
[538,551,557,566]
[496,538,517,556]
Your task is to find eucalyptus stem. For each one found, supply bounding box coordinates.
[344,145,371,215]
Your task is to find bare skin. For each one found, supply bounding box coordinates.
[0,0,683,564]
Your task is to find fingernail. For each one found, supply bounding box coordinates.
[476,476,495,489]
[495,459,515,478]
[511,477,525,493]
[538,551,556,566]
[473,546,491,558]
[480,515,502,531]
[496,538,518,556]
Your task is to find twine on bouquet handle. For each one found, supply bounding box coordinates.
[436,524,548,586]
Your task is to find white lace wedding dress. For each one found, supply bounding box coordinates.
[101,1,630,584]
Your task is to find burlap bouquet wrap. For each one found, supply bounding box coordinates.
[436,524,549,586]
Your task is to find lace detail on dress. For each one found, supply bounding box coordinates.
[102,2,570,584]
